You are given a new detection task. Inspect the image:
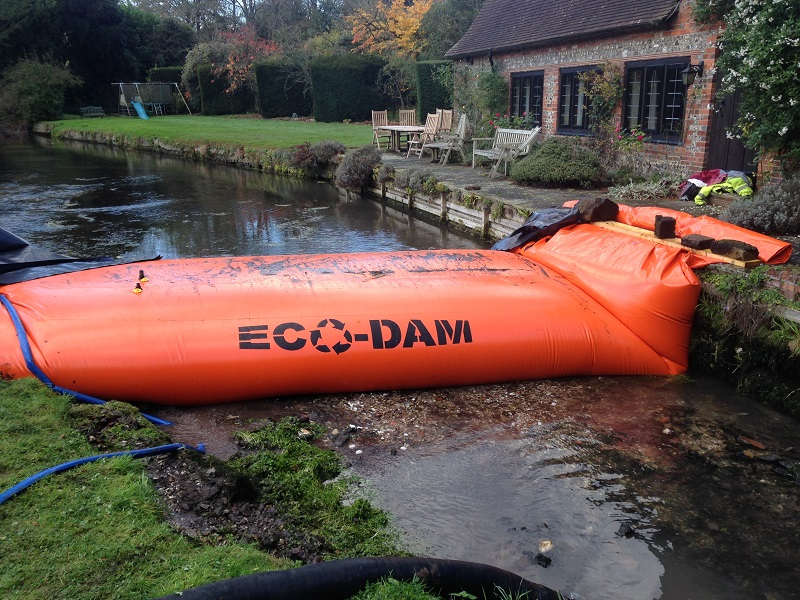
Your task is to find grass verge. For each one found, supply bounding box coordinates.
[0,379,405,599]
[45,115,373,150]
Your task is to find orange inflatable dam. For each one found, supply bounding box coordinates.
[0,246,697,406]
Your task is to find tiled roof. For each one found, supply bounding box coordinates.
[445,0,682,58]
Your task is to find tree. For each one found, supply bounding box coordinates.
[0,59,82,124]
[148,17,200,67]
[707,0,800,175]
[121,5,197,70]
[345,0,432,106]
[182,24,280,111]
[0,0,139,104]
[1,0,198,108]
[279,26,352,108]
[218,24,280,102]
[127,0,232,39]
[346,0,432,58]
[418,0,483,60]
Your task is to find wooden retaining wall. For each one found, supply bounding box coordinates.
[361,184,526,242]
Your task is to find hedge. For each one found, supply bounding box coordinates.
[415,61,452,121]
[254,62,312,118]
[310,54,392,123]
[147,67,183,84]
[196,64,254,116]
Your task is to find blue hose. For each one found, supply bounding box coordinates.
[0,442,205,506]
[0,295,171,427]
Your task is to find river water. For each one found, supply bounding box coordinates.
[1,138,798,600]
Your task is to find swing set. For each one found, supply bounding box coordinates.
[114,82,192,118]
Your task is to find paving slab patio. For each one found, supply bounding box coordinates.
[381,153,708,216]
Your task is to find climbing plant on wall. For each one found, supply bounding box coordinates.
[453,66,508,136]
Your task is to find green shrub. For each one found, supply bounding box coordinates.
[394,168,435,194]
[721,175,800,235]
[607,177,681,203]
[375,163,396,185]
[181,39,231,113]
[196,63,254,115]
[268,147,296,172]
[510,137,606,188]
[0,59,81,124]
[147,67,183,84]
[335,145,383,190]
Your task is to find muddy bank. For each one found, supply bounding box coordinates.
[69,401,394,566]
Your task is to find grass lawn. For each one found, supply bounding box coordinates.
[0,379,287,599]
[46,115,374,150]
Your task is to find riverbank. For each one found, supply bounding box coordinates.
[32,118,800,417]
[4,127,800,599]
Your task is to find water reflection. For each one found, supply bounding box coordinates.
[0,137,489,259]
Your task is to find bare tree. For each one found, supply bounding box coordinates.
[128,0,232,37]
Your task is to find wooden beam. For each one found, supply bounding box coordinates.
[592,220,761,268]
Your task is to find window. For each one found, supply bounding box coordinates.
[558,67,597,133]
[624,58,688,143]
[510,71,544,126]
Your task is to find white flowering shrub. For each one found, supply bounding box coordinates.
[713,0,800,175]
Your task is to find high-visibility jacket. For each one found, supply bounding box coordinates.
[694,175,753,205]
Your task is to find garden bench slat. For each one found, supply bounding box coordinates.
[80,106,105,118]
[472,126,541,178]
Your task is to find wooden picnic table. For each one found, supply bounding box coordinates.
[381,125,425,152]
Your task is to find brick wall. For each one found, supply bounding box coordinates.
[455,2,725,174]
[766,268,800,302]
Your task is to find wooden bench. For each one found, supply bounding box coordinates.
[80,106,105,118]
[472,126,541,178]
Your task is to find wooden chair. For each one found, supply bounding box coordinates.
[398,109,416,126]
[397,109,417,150]
[372,110,390,150]
[437,109,453,132]
[407,113,441,158]
[423,114,468,164]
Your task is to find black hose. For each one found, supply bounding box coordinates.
[153,556,563,600]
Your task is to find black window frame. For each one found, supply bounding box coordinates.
[510,70,544,127]
[623,58,689,144]
[558,66,598,135]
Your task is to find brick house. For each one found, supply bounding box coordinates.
[445,0,756,175]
